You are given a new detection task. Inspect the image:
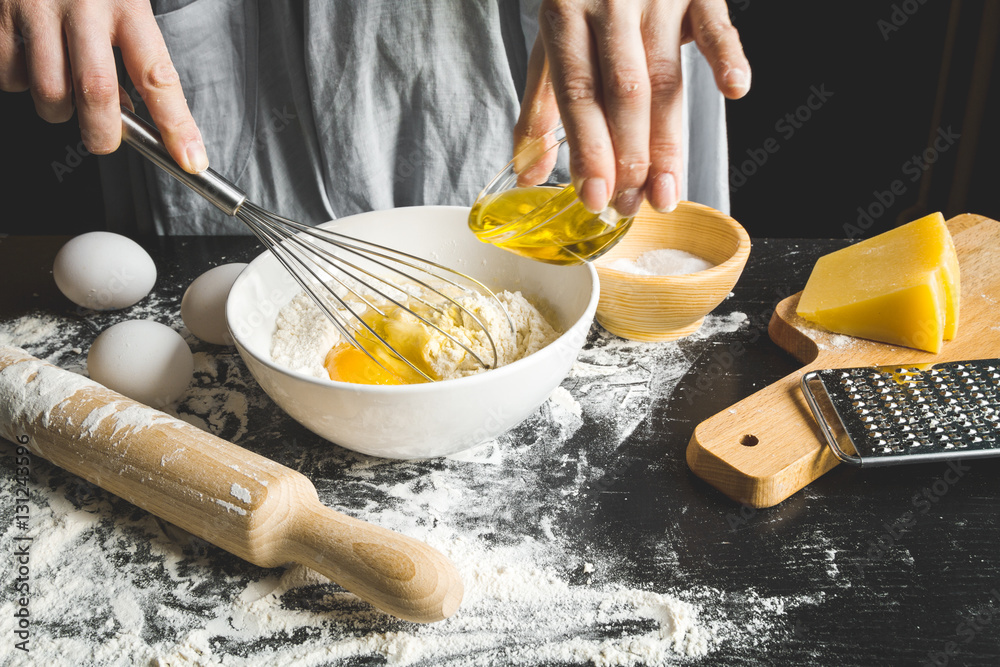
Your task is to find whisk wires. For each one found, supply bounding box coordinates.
[119,107,513,383]
[238,203,513,383]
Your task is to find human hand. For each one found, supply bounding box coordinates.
[515,0,750,216]
[0,0,207,172]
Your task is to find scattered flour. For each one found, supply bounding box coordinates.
[825,549,839,578]
[692,311,748,338]
[825,334,856,349]
[547,385,583,418]
[0,315,61,349]
[814,331,860,352]
[604,249,714,276]
[0,307,826,666]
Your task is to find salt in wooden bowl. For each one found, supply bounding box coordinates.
[593,200,751,341]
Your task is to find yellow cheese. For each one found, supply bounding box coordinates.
[940,222,960,340]
[796,212,960,353]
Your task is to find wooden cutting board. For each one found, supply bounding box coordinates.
[687,214,1000,508]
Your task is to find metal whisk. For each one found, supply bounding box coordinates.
[121,108,513,382]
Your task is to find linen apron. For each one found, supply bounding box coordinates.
[100,0,729,235]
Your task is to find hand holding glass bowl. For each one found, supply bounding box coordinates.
[468,125,635,266]
[470,126,752,342]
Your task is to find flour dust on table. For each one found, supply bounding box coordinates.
[0,298,823,666]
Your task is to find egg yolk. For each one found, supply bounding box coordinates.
[324,342,404,385]
[324,303,440,385]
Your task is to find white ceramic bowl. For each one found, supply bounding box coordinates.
[227,206,598,459]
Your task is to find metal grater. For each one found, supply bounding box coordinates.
[801,359,1000,467]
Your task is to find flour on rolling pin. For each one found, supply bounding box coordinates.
[0,348,104,454]
[0,347,319,536]
[0,347,195,466]
[0,345,283,505]
[0,347,254,512]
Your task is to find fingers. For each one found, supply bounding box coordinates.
[688,0,751,99]
[591,3,651,217]
[540,0,615,213]
[64,7,121,153]
[515,38,561,154]
[0,9,28,92]
[642,4,685,213]
[118,6,207,172]
[20,5,74,123]
[3,2,204,171]
[513,38,561,187]
[537,0,751,216]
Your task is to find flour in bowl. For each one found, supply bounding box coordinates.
[271,286,559,382]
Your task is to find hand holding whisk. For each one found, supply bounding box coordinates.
[120,107,513,382]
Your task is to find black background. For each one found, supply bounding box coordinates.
[1,0,997,238]
[726,0,1000,239]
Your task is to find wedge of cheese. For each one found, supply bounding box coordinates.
[796,212,960,353]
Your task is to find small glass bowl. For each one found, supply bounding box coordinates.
[469,125,634,266]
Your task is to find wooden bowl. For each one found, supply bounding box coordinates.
[593,200,751,341]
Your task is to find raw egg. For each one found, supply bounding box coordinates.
[324,343,403,385]
[53,232,157,310]
[87,320,194,408]
[323,305,436,385]
[181,263,247,345]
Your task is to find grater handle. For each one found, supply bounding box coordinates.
[800,371,863,467]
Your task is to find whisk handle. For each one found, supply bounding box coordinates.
[121,107,247,216]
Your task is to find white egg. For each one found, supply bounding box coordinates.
[53,232,157,310]
[87,320,193,409]
[181,263,247,345]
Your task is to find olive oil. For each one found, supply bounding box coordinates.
[469,185,633,265]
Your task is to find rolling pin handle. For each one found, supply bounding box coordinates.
[284,500,463,623]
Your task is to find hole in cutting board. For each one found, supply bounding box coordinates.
[740,434,759,447]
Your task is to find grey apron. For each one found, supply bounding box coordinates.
[100,0,728,235]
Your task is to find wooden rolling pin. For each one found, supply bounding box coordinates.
[0,345,462,623]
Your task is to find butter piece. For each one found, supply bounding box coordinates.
[796,212,960,353]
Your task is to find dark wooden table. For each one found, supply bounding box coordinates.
[1,234,998,666]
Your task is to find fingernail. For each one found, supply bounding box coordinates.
[725,68,751,93]
[80,128,115,155]
[579,177,609,213]
[614,188,642,217]
[652,173,678,213]
[185,138,209,173]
